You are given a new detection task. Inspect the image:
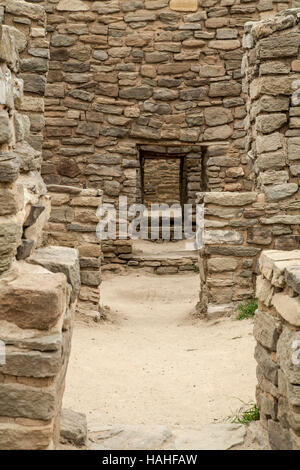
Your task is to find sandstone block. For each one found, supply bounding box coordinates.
[288,137,300,161]
[204,192,257,206]
[0,152,19,183]
[57,0,89,11]
[170,0,198,11]
[209,80,241,97]
[254,309,279,351]
[268,420,292,450]
[256,133,282,154]
[119,86,153,100]
[207,257,238,272]
[0,423,52,450]
[258,95,289,113]
[60,408,87,446]
[257,151,286,170]
[204,107,233,126]
[264,183,298,202]
[259,170,288,186]
[278,327,300,384]
[0,383,56,420]
[0,223,22,274]
[204,230,243,245]
[0,264,67,330]
[258,33,300,59]
[254,343,279,385]
[256,114,287,134]
[2,350,61,378]
[247,226,272,246]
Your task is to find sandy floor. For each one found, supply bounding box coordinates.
[63,272,257,428]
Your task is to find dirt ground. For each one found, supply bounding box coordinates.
[63,272,257,429]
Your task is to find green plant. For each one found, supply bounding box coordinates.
[231,402,260,425]
[237,298,258,320]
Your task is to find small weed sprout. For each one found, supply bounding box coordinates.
[237,299,258,320]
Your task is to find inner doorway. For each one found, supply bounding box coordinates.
[139,146,203,209]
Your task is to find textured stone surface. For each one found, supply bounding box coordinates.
[255,248,300,450]
[264,183,298,202]
[254,343,279,385]
[0,4,81,451]
[60,408,87,446]
[28,246,80,302]
[0,152,19,182]
[272,294,300,327]
[0,423,53,450]
[204,192,257,207]
[256,275,273,307]
[88,423,246,450]
[170,0,198,12]
[0,264,66,330]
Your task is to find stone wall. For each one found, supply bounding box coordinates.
[25,0,289,264]
[255,250,300,450]
[198,191,263,315]
[243,9,300,252]
[46,185,102,320]
[0,1,81,449]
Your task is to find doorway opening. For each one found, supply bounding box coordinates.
[129,145,203,268]
[139,145,203,208]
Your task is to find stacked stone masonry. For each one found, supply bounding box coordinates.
[24,0,291,264]
[0,1,82,450]
[255,250,300,450]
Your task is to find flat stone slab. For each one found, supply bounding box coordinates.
[88,425,172,450]
[87,423,246,450]
[170,0,198,11]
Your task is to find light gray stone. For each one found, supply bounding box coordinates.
[204,192,257,206]
[288,137,300,161]
[256,114,287,134]
[204,230,243,245]
[253,309,279,351]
